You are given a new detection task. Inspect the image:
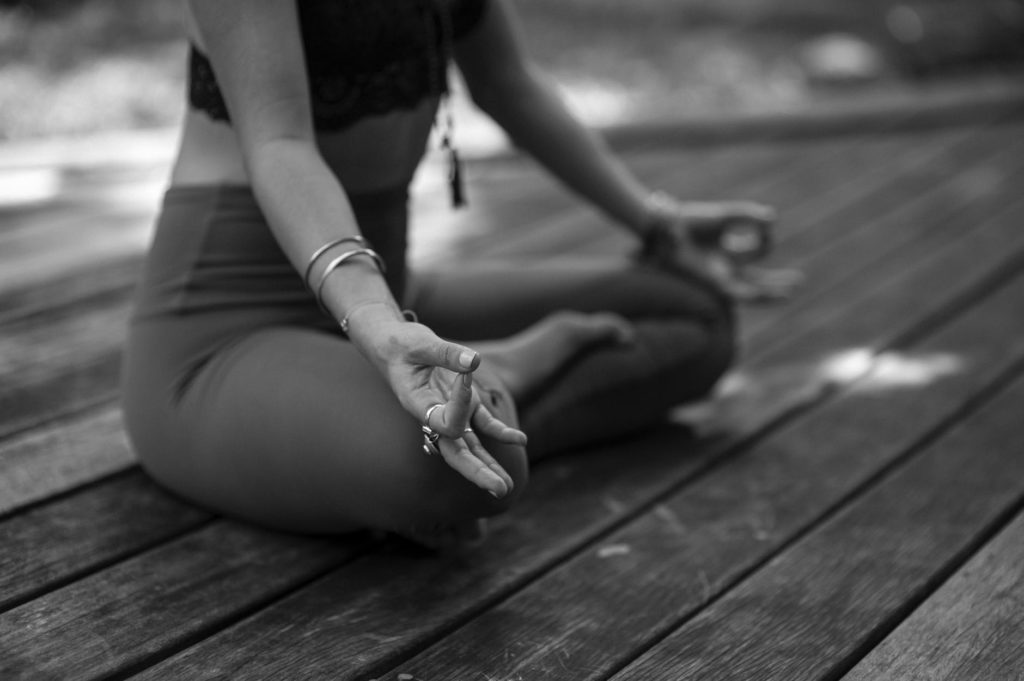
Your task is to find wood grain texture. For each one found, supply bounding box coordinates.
[842,512,1024,681]
[614,369,1024,681]
[377,270,1024,680]
[0,293,128,439]
[0,256,139,327]
[746,167,1024,370]
[0,471,210,612]
[132,130,1024,680]
[0,521,365,681]
[0,206,154,296]
[742,126,1024,353]
[0,406,133,516]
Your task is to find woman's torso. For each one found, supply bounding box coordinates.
[171,0,483,193]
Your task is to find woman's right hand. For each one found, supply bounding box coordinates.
[353,312,526,498]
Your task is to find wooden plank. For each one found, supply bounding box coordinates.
[0,206,155,297]
[348,271,1024,681]
[0,522,369,681]
[129,166,1024,678]
[0,256,139,327]
[842,511,1024,681]
[0,293,129,439]
[741,129,1024,352]
[754,117,1024,256]
[612,366,1024,681]
[0,471,210,612]
[0,406,134,516]
[755,191,1024,374]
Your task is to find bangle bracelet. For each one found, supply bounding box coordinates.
[303,236,368,291]
[314,248,387,317]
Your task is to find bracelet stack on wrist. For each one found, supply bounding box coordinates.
[304,236,387,317]
[305,236,420,335]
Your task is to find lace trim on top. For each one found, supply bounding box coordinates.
[188,0,487,130]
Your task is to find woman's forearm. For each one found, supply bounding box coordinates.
[247,138,403,361]
[477,68,653,235]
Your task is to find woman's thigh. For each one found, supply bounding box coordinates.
[123,325,526,535]
[409,256,730,340]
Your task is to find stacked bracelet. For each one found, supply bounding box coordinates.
[302,236,368,291]
[314,248,387,316]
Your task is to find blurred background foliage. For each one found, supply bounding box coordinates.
[1,0,1022,140]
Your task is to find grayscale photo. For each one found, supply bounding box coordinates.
[2,0,1023,678]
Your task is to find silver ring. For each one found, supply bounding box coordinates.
[424,403,444,429]
[421,425,441,456]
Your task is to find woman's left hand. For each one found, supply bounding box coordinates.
[638,197,804,302]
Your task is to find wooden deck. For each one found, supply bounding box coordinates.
[2,102,1024,680]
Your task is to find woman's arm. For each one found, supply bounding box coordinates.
[186,0,391,324]
[454,0,652,234]
[455,0,799,300]
[186,0,524,495]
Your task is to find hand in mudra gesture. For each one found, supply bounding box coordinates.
[639,195,804,302]
[368,317,525,499]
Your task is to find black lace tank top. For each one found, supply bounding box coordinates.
[188,0,488,130]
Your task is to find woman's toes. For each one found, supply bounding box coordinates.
[587,312,636,344]
[549,311,633,346]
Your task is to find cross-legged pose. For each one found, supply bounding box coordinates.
[121,0,795,546]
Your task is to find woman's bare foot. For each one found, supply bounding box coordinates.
[475,311,634,401]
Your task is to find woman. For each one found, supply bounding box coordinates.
[121,0,793,546]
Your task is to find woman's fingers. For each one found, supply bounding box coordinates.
[438,435,510,498]
[471,403,528,446]
[411,338,480,373]
[462,428,515,492]
[425,372,474,438]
